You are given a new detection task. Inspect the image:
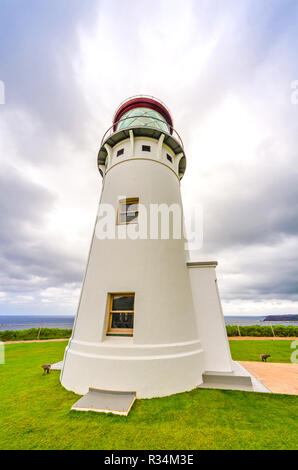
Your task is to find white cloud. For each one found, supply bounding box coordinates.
[222,299,298,316]
[40,284,80,307]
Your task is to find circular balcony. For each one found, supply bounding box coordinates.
[98,115,185,172]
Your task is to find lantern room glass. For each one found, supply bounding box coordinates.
[116,107,170,133]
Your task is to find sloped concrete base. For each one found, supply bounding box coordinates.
[54,360,270,399]
[198,361,270,393]
[51,361,63,371]
[71,388,136,416]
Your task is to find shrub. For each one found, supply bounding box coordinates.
[226,325,239,337]
[0,324,297,341]
[0,328,72,342]
[226,324,298,337]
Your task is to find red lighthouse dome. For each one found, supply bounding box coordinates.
[113,95,174,134]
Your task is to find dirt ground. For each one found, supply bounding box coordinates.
[4,338,69,344]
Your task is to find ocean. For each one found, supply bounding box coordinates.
[224,316,298,326]
[0,315,75,331]
[0,314,298,331]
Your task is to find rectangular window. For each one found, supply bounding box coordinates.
[142,145,151,152]
[107,293,135,336]
[167,154,173,163]
[118,198,139,224]
[117,148,124,157]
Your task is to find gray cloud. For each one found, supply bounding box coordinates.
[0,0,99,145]
[0,167,84,298]
[0,0,298,315]
[202,151,298,251]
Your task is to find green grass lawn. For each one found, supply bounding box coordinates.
[229,340,295,363]
[0,341,297,450]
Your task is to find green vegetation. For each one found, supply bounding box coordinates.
[230,340,295,363]
[226,324,298,337]
[0,328,72,342]
[0,341,297,450]
[0,324,297,342]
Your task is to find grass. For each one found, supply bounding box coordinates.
[230,340,295,363]
[0,341,297,450]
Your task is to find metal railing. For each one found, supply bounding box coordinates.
[100,114,184,149]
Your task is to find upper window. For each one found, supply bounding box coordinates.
[118,198,139,224]
[142,145,151,152]
[117,148,124,157]
[107,293,135,337]
[166,154,173,163]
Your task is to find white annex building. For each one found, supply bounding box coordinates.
[60,96,260,412]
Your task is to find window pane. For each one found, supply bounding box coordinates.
[123,203,138,212]
[116,108,170,133]
[111,313,134,330]
[112,295,134,311]
[126,212,138,223]
[120,212,138,223]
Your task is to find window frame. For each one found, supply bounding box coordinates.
[166,154,173,163]
[106,293,135,337]
[117,197,139,225]
[142,145,151,152]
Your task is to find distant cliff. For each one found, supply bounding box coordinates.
[263,315,298,322]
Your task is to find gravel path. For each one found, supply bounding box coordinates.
[229,337,298,341]
[4,338,69,344]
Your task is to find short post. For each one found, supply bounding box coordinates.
[0,341,4,364]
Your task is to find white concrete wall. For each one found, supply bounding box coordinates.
[61,130,233,397]
[61,140,204,398]
[188,264,233,373]
[105,135,180,178]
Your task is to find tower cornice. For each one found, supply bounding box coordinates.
[98,126,186,180]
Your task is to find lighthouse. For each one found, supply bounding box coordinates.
[61,96,252,405]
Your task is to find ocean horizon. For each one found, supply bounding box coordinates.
[1,314,298,331]
[0,315,75,331]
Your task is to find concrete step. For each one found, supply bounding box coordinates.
[202,371,253,387]
[71,388,136,416]
[51,360,63,370]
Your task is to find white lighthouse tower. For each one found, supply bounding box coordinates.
[61,96,253,407]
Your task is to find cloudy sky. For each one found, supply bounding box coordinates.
[0,0,298,317]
